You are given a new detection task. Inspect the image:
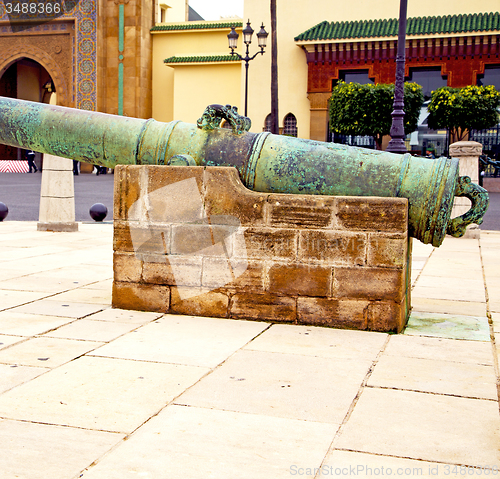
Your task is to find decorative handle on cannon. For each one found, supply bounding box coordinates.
[196,104,251,135]
[446,176,489,237]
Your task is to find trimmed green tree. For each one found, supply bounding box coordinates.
[329,81,424,150]
[427,85,500,142]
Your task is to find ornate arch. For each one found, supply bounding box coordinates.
[0,44,70,107]
[283,112,298,137]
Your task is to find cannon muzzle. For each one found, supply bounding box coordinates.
[0,98,488,246]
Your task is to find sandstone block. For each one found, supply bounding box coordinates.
[113,252,143,283]
[170,286,229,318]
[266,194,335,229]
[114,221,171,257]
[237,228,298,260]
[171,223,237,257]
[202,258,264,292]
[299,230,366,266]
[203,167,267,226]
[297,297,370,329]
[112,281,169,313]
[333,267,405,301]
[367,234,408,267]
[367,298,407,333]
[230,293,296,322]
[268,263,332,297]
[142,255,203,287]
[336,197,407,232]
[114,165,205,223]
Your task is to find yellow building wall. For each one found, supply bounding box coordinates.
[244,0,500,138]
[171,64,241,123]
[152,25,242,123]
[159,0,188,23]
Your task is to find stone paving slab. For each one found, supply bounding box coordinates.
[0,418,124,479]
[410,297,487,317]
[382,334,494,364]
[49,287,112,304]
[0,312,73,336]
[85,307,163,324]
[320,450,493,479]
[367,354,497,399]
[404,311,490,341]
[0,289,52,311]
[79,405,337,479]
[0,222,498,479]
[0,355,209,433]
[0,362,50,394]
[0,333,26,350]
[175,348,374,423]
[91,315,270,368]
[334,387,500,465]
[243,324,388,360]
[42,318,141,342]
[0,336,104,368]
[10,299,108,318]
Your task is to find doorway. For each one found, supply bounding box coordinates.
[0,58,54,165]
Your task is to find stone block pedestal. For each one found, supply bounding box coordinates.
[112,165,411,333]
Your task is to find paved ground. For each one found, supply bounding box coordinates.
[0,220,498,478]
[0,172,499,229]
[481,190,500,230]
[0,171,114,222]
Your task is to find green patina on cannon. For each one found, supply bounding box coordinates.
[0,97,488,246]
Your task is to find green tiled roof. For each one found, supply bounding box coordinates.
[164,55,240,64]
[294,12,500,41]
[152,21,242,32]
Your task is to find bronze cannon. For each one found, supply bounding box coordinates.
[0,98,488,246]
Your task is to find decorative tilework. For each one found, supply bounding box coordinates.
[0,0,97,111]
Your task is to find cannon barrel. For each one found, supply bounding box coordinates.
[0,98,488,246]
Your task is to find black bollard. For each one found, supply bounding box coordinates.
[89,203,108,222]
[0,202,8,221]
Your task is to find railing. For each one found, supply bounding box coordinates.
[328,131,376,149]
[479,155,500,185]
[470,125,500,164]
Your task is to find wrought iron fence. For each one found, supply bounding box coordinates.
[328,131,376,149]
[470,125,500,164]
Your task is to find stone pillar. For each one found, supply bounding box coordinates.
[449,141,482,239]
[308,92,331,141]
[37,154,78,232]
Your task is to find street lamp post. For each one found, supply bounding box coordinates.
[228,21,268,117]
[386,0,408,153]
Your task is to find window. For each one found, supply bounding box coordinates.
[264,114,272,132]
[408,67,447,99]
[477,65,500,90]
[160,7,167,22]
[283,113,298,137]
[335,69,373,86]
